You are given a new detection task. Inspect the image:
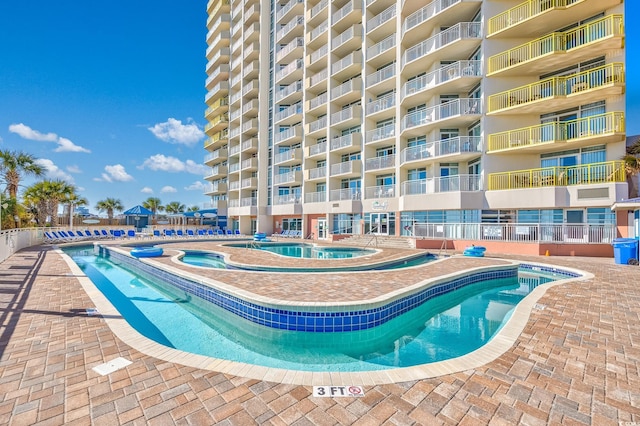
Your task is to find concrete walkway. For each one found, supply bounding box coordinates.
[0,245,639,425]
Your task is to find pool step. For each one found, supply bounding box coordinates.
[336,235,415,249]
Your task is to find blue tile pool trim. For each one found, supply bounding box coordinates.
[102,247,579,333]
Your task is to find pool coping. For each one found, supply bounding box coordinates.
[56,247,593,385]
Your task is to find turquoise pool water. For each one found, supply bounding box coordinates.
[66,246,559,372]
[226,242,376,259]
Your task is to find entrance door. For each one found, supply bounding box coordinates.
[317,218,327,239]
[564,210,587,242]
[370,213,389,235]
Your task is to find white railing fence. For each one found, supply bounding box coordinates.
[0,229,46,264]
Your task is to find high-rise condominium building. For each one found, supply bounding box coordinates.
[204,0,626,255]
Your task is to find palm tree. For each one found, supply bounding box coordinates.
[62,193,88,227]
[96,198,124,224]
[23,180,75,226]
[623,137,640,199]
[187,205,200,212]
[0,150,45,228]
[142,197,164,215]
[164,201,185,214]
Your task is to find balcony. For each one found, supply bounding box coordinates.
[241,118,259,135]
[274,125,303,145]
[242,80,259,98]
[275,59,304,85]
[365,184,396,199]
[205,47,230,74]
[367,4,396,37]
[331,24,363,57]
[366,62,396,92]
[366,93,395,118]
[401,98,481,136]
[274,103,303,126]
[206,31,231,60]
[331,51,362,81]
[244,22,260,44]
[308,0,329,26]
[205,165,228,180]
[306,68,328,91]
[240,158,258,172]
[401,175,481,195]
[207,0,230,24]
[488,161,625,191]
[488,0,622,38]
[330,160,362,177]
[401,136,482,166]
[228,162,240,174]
[307,44,328,70]
[365,123,395,146]
[307,20,329,49]
[306,92,328,114]
[401,60,482,103]
[273,170,303,185]
[329,188,361,202]
[205,181,227,196]
[488,15,624,77]
[402,0,482,46]
[205,81,229,104]
[243,41,260,61]
[330,77,362,105]
[276,0,304,25]
[306,140,327,158]
[366,34,396,67]
[276,16,304,44]
[488,63,625,115]
[306,116,327,137]
[276,37,304,64]
[273,194,302,205]
[204,97,229,120]
[240,137,258,154]
[242,99,260,118]
[275,80,303,103]
[274,148,303,166]
[204,148,228,166]
[242,60,260,80]
[332,0,362,32]
[487,112,625,154]
[204,129,228,151]
[330,132,361,153]
[240,177,258,189]
[205,64,230,90]
[305,191,327,203]
[205,113,229,134]
[305,166,327,181]
[365,154,396,172]
[244,3,260,26]
[402,22,482,75]
[330,105,362,128]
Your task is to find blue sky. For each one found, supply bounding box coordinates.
[0,2,637,215]
[0,1,209,213]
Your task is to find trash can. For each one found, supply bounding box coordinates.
[612,238,639,265]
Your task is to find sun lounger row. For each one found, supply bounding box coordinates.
[271,230,302,238]
[43,228,246,244]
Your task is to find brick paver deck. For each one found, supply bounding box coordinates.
[1,243,639,425]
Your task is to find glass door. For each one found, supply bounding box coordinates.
[370,213,389,235]
[317,218,327,239]
[564,209,587,242]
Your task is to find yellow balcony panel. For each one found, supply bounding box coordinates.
[487,112,625,154]
[488,15,624,77]
[204,114,229,135]
[488,161,625,191]
[204,130,229,150]
[204,97,230,120]
[207,0,230,24]
[488,63,625,115]
[402,0,482,46]
[488,0,622,38]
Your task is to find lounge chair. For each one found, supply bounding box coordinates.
[226,229,233,237]
[234,229,242,237]
[153,230,161,238]
[176,229,184,238]
[186,229,195,237]
[216,229,224,237]
[127,230,136,239]
[43,231,61,244]
[197,229,206,237]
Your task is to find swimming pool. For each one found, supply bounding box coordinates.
[178,249,435,271]
[226,242,376,259]
[64,245,578,372]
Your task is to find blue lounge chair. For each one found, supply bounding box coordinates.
[197,229,206,237]
[216,229,224,237]
[186,229,195,237]
[207,229,215,237]
[127,230,136,239]
[176,229,184,238]
[226,229,233,237]
[153,230,161,238]
[234,229,242,237]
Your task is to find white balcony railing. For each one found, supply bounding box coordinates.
[402,60,482,98]
[366,93,395,115]
[401,174,481,195]
[366,62,395,87]
[401,98,481,131]
[367,4,396,33]
[401,136,482,163]
[402,22,482,67]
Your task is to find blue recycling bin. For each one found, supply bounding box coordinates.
[612,238,639,265]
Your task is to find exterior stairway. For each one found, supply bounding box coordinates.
[335,235,415,249]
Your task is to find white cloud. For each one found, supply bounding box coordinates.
[35,159,74,182]
[66,165,82,173]
[184,181,205,191]
[148,118,204,146]
[9,123,58,142]
[161,186,177,193]
[141,187,154,194]
[55,137,91,153]
[103,164,133,182]
[139,154,208,175]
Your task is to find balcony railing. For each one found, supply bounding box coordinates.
[308,68,328,87]
[273,171,302,185]
[402,22,481,67]
[487,161,625,190]
[273,194,301,205]
[365,185,396,199]
[330,160,358,176]
[307,166,327,180]
[367,4,396,33]
[366,123,395,144]
[331,106,359,124]
[309,20,328,41]
[488,15,624,74]
[487,112,625,151]
[366,62,395,87]
[410,222,616,244]
[309,44,328,64]
[366,34,395,60]
[274,149,301,164]
[402,174,481,195]
[308,116,327,133]
[274,103,303,122]
[276,37,304,62]
[403,0,474,35]
[274,126,302,143]
[401,98,481,132]
[366,93,395,115]
[331,51,361,75]
[308,92,328,110]
[276,16,304,42]
[331,133,360,151]
[305,191,327,203]
[275,59,304,82]
[401,136,482,163]
[308,141,327,156]
[331,78,362,100]
[276,0,303,22]
[310,0,328,20]
[402,60,482,98]
[329,188,361,201]
[332,25,361,51]
[275,80,303,102]
[488,63,624,112]
[488,0,581,36]
[365,154,396,171]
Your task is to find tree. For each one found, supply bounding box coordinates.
[62,193,88,226]
[0,150,45,228]
[187,205,200,212]
[164,201,185,214]
[623,137,640,199]
[23,180,76,226]
[142,197,164,215]
[96,198,124,224]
